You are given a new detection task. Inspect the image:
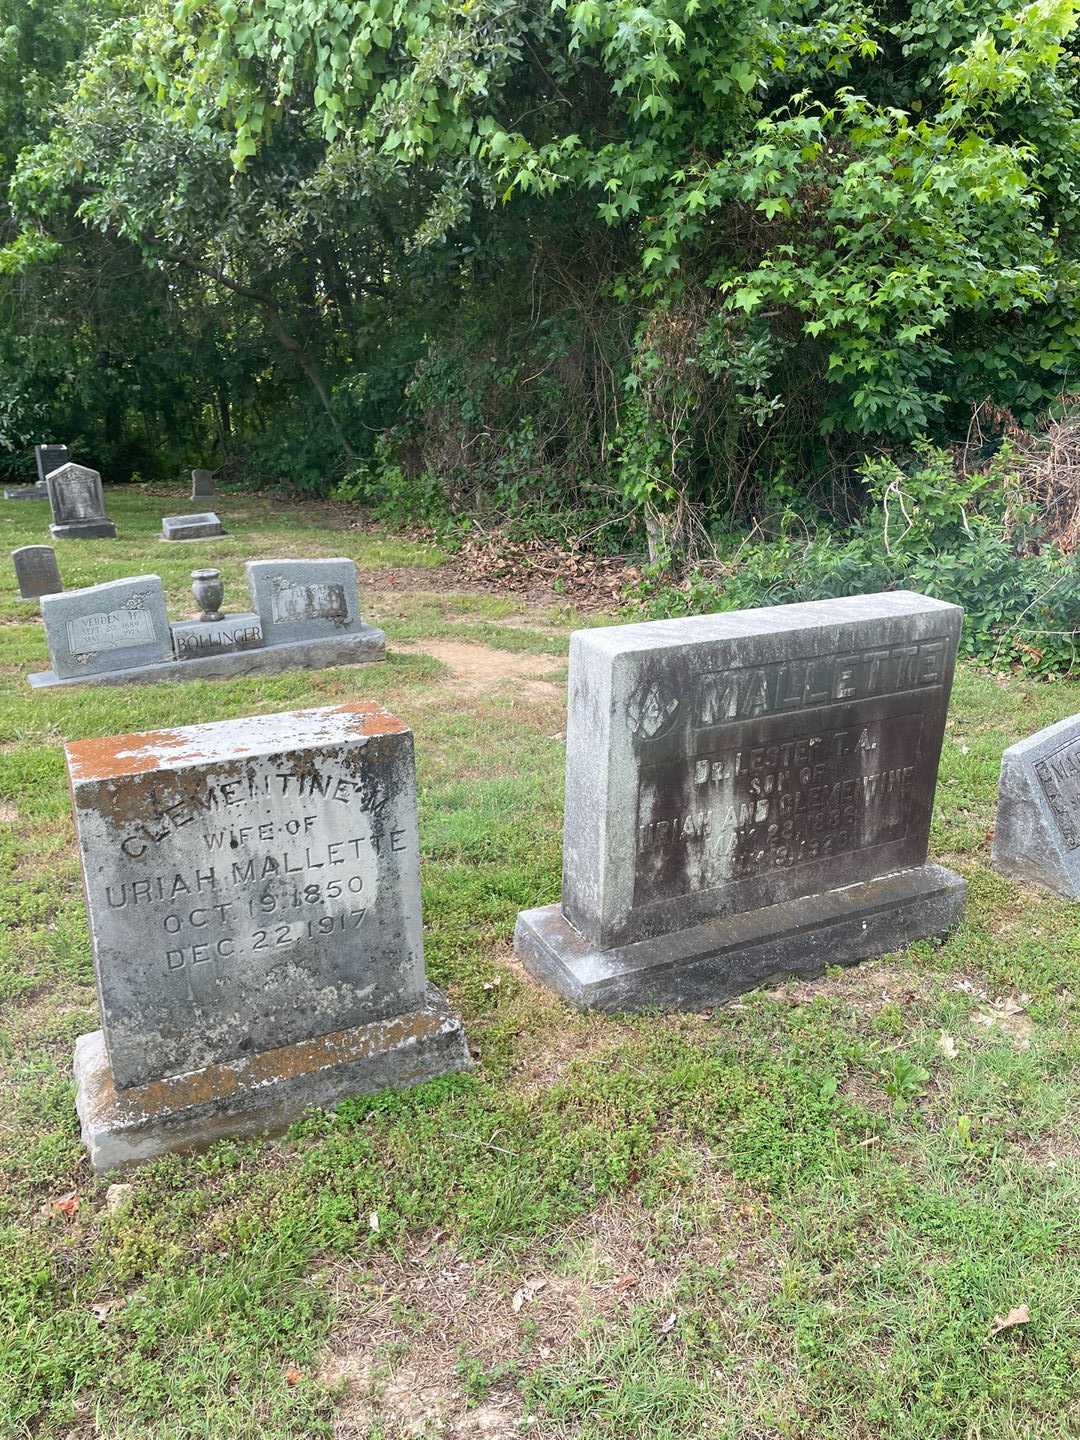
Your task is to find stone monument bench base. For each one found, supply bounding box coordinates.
[28,624,386,688]
[515,862,965,1012]
[50,520,118,540]
[74,985,470,1171]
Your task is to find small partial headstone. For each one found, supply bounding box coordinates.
[992,714,1080,898]
[191,469,214,499]
[67,701,471,1169]
[46,462,117,539]
[162,512,225,541]
[514,591,966,1011]
[40,575,171,680]
[247,558,364,645]
[12,545,62,599]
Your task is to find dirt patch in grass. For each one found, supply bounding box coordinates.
[403,640,564,701]
[319,1179,781,1440]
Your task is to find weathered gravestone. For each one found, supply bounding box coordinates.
[37,444,70,485]
[191,469,215,499]
[40,575,171,679]
[46,462,117,539]
[162,512,225,541]
[12,545,62,599]
[68,700,470,1169]
[515,592,966,1010]
[4,443,68,500]
[992,714,1080,898]
[247,557,363,644]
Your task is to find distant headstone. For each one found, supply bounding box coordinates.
[12,545,62,599]
[162,512,225,541]
[46,462,117,539]
[515,592,966,1010]
[247,558,363,645]
[191,469,214,499]
[67,701,470,1169]
[40,575,171,680]
[992,714,1080,898]
[36,444,70,485]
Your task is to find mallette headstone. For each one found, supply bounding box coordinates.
[40,575,171,679]
[67,701,470,1168]
[12,545,62,599]
[46,462,117,539]
[992,713,1080,898]
[192,469,215,499]
[515,592,966,1010]
[247,558,363,644]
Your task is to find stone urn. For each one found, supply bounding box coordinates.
[191,568,224,622]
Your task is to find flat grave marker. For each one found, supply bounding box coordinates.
[162,512,225,541]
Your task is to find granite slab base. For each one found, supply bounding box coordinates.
[29,624,386,688]
[515,863,965,1012]
[5,485,47,500]
[74,985,471,1171]
[50,520,117,539]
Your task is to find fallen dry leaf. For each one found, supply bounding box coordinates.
[972,996,1033,1050]
[285,1366,302,1386]
[613,1274,639,1294]
[53,1193,79,1220]
[937,1032,959,1060]
[989,1304,1031,1338]
[511,1277,548,1313]
[659,1312,677,1334]
[368,1211,380,1233]
[90,1300,123,1325]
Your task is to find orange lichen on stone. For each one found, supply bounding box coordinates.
[65,728,189,781]
[331,700,409,736]
[65,701,408,783]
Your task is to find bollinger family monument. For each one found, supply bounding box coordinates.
[69,701,470,1169]
[516,592,966,1009]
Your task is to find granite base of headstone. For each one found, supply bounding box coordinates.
[67,701,471,1170]
[992,714,1080,898]
[191,469,215,499]
[46,462,117,539]
[4,483,48,501]
[12,545,62,599]
[162,512,225,541]
[515,592,966,1011]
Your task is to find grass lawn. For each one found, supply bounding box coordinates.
[1,487,1079,1439]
